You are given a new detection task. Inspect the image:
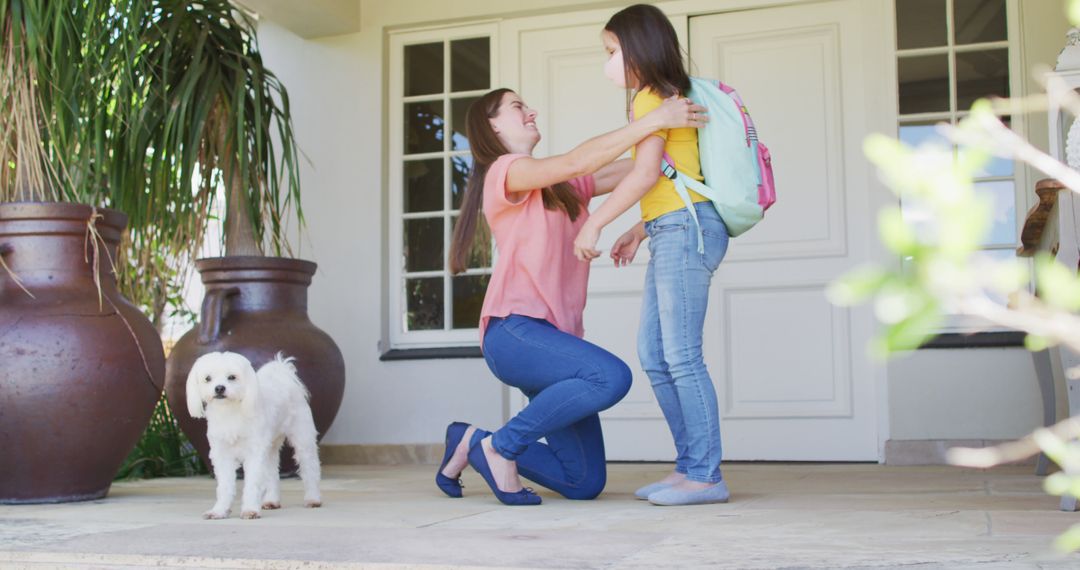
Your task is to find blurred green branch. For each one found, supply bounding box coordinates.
[828,0,1080,551]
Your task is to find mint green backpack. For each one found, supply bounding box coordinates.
[643,78,776,251]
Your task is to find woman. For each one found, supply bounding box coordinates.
[436,87,707,505]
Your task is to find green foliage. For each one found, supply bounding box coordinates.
[114,0,304,259]
[1038,423,1080,551]
[1036,253,1080,312]
[1,0,138,202]
[2,0,305,326]
[115,394,207,480]
[831,74,1080,550]
[830,3,1080,544]
[827,105,1011,354]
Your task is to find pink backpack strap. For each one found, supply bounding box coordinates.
[717,81,757,147]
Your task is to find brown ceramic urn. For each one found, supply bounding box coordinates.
[0,203,165,503]
[164,256,344,474]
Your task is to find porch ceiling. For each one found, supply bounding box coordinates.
[236,0,360,39]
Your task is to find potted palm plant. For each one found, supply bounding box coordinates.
[0,0,167,503]
[0,0,338,499]
[150,0,345,473]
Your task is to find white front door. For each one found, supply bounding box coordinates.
[505,0,889,461]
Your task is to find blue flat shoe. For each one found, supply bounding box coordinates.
[466,430,541,506]
[634,481,674,500]
[435,422,470,498]
[648,481,730,506]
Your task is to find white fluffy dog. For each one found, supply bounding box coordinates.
[186,351,322,520]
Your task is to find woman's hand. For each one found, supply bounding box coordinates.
[610,225,644,267]
[648,95,708,131]
[573,222,602,262]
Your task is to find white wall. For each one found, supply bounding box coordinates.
[253,0,1072,452]
[1019,0,1069,158]
[887,349,1042,440]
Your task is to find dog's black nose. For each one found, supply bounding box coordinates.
[214,385,226,396]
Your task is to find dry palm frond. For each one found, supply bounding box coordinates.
[2,1,305,329]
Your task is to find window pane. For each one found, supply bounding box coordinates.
[406,277,444,330]
[975,116,1014,177]
[898,55,950,115]
[451,97,480,151]
[404,42,444,96]
[451,38,490,92]
[899,121,950,149]
[404,217,444,272]
[451,155,472,209]
[451,214,492,269]
[956,49,1009,111]
[901,197,934,241]
[896,0,947,50]
[977,155,1014,178]
[971,248,1020,306]
[452,274,490,329]
[404,159,444,213]
[954,0,1007,45]
[405,101,445,154]
[976,180,1016,247]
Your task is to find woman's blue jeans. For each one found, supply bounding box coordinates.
[484,315,632,500]
[639,202,729,483]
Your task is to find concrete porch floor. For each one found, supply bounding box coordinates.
[2,463,1079,569]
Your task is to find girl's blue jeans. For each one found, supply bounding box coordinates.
[639,202,729,483]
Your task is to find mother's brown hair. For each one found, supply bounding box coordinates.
[449,89,584,275]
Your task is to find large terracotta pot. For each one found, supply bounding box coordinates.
[0,203,165,504]
[164,256,344,474]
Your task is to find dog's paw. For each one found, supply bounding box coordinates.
[304,499,323,508]
[261,501,282,510]
[241,510,261,520]
[203,509,230,520]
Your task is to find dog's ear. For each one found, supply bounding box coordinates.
[186,363,206,419]
[240,360,260,416]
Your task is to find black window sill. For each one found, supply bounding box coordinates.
[919,331,1025,349]
[379,346,484,361]
[380,333,1024,359]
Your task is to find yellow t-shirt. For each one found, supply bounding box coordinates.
[631,88,709,221]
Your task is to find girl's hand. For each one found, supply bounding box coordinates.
[610,227,643,267]
[573,223,602,262]
[649,95,708,130]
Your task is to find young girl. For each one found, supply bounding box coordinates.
[573,4,731,506]
[436,88,707,505]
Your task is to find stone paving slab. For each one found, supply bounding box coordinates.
[1,464,1079,569]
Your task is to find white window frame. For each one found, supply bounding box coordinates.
[388,23,499,350]
[892,0,1027,334]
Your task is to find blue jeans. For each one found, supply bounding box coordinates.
[639,202,728,483]
[483,315,632,500]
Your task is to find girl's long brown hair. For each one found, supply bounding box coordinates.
[604,4,690,101]
[449,88,584,275]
